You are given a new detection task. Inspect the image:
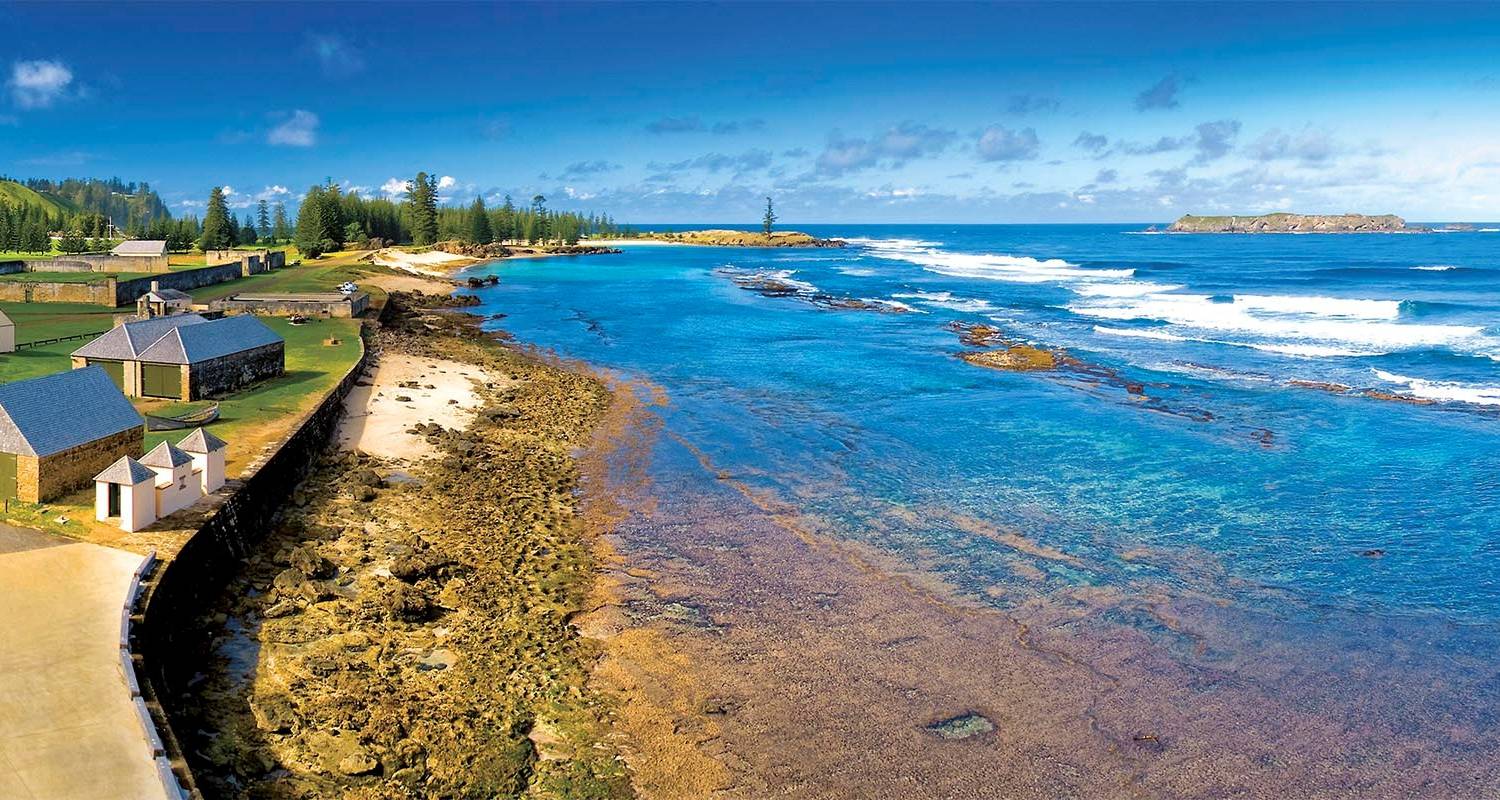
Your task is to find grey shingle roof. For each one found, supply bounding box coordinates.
[177,427,227,453]
[0,367,143,457]
[112,240,168,257]
[73,315,209,361]
[95,456,156,486]
[141,441,192,468]
[136,315,282,365]
[142,288,192,303]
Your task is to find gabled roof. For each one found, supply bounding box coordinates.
[0,308,11,327]
[135,315,282,365]
[140,441,192,469]
[177,427,227,453]
[95,456,155,486]
[0,367,143,457]
[141,288,192,303]
[112,240,167,257]
[73,315,209,361]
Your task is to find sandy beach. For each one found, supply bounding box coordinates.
[336,353,503,462]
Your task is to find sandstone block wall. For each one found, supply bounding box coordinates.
[188,342,285,399]
[25,425,144,503]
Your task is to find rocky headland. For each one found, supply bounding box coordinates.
[635,229,846,248]
[1164,213,1408,233]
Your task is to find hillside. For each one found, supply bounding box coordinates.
[0,180,76,217]
[1166,213,1407,233]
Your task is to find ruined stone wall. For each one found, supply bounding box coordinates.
[0,260,23,275]
[114,264,242,306]
[24,425,144,503]
[0,279,117,305]
[187,342,285,400]
[211,296,361,318]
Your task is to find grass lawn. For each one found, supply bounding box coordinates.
[188,248,387,306]
[0,301,123,381]
[0,271,154,283]
[1,315,363,545]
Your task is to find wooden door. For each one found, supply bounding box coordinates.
[0,453,16,501]
[141,363,181,399]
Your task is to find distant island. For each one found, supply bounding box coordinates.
[1164,213,1408,233]
[634,229,847,248]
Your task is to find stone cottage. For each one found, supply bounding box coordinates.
[0,367,144,503]
[94,427,228,532]
[135,281,194,319]
[71,313,284,400]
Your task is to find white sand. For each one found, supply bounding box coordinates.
[337,354,506,462]
[370,248,475,277]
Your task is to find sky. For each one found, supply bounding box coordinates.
[3,1,1500,224]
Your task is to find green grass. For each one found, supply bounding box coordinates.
[141,317,362,457]
[0,271,155,283]
[0,180,75,217]
[188,249,387,306]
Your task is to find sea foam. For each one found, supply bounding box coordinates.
[1373,370,1500,406]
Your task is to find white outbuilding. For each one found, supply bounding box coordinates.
[0,308,14,353]
[93,427,229,532]
[93,457,157,533]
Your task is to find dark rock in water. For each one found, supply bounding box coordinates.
[1361,548,1386,558]
[926,711,995,740]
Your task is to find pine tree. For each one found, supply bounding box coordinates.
[201,187,235,250]
[763,196,776,236]
[256,200,271,242]
[407,172,439,245]
[530,195,547,244]
[273,202,290,243]
[239,214,258,245]
[59,225,87,254]
[294,185,329,257]
[467,196,491,244]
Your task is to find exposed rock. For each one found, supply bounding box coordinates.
[1166,213,1408,233]
[637,229,845,248]
[925,712,995,740]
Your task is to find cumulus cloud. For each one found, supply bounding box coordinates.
[1190,119,1241,164]
[1073,131,1109,153]
[649,149,773,176]
[1117,135,1188,156]
[1006,94,1060,114]
[436,175,457,190]
[9,59,74,109]
[975,125,1040,162]
[267,110,319,147]
[1095,168,1118,184]
[815,121,957,176]
[1247,127,1340,165]
[255,185,291,201]
[306,34,364,78]
[556,160,619,180]
[1135,74,1183,111]
[380,177,411,198]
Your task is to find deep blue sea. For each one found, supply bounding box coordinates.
[459,225,1500,756]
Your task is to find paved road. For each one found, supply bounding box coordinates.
[0,523,165,799]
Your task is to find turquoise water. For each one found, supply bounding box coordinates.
[460,226,1499,721]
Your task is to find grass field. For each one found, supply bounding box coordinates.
[0,271,154,283]
[188,248,388,305]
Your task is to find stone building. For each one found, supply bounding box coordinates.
[111,240,168,259]
[0,367,144,503]
[94,427,228,532]
[71,313,284,400]
[0,308,13,353]
[135,280,194,319]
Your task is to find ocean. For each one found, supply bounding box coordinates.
[461,224,1500,793]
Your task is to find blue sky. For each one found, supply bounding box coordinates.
[3,1,1500,223]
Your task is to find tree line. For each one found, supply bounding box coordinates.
[287,172,632,257]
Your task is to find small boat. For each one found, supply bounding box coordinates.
[145,402,220,431]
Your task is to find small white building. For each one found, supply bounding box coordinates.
[0,308,13,353]
[93,428,228,532]
[177,427,227,494]
[111,240,168,258]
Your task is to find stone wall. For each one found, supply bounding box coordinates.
[0,260,23,275]
[211,292,367,318]
[24,255,170,273]
[114,263,243,306]
[206,249,278,276]
[24,425,144,503]
[0,279,117,305]
[188,342,285,400]
[136,308,376,796]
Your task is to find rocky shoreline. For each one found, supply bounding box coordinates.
[181,293,643,798]
[636,229,846,248]
[1162,212,1408,233]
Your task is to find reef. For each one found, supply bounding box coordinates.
[719,267,913,313]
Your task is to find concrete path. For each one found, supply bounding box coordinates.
[0,523,165,799]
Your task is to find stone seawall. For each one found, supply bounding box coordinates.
[134,305,382,796]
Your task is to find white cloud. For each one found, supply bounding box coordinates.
[255,185,290,200]
[975,125,1040,162]
[267,110,319,147]
[380,177,411,198]
[9,60,73,109]
[436,175,457,190]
